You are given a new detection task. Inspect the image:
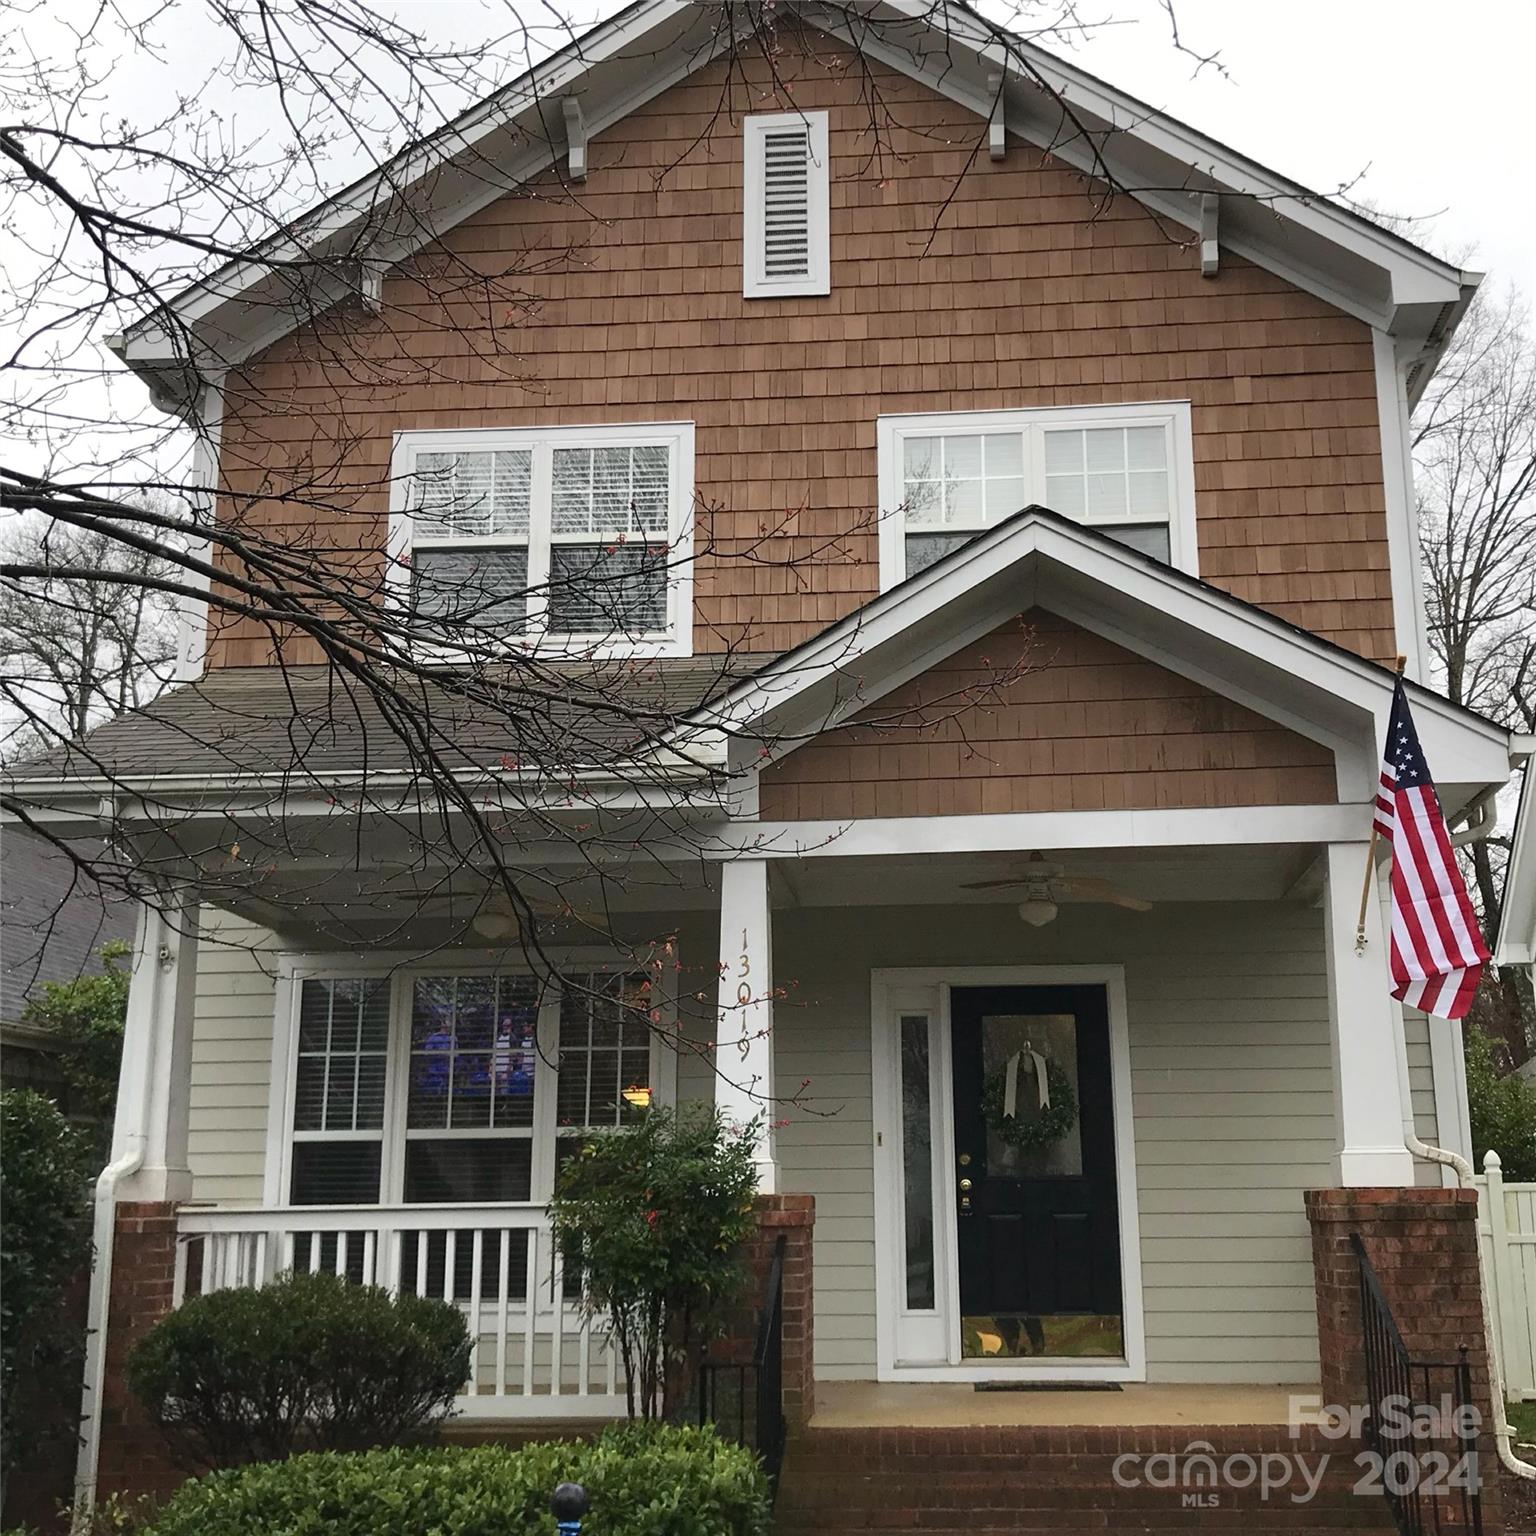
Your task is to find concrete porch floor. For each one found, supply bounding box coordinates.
[812,1380,1327,1427]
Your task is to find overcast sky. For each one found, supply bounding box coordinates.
[1062,0,1536,291]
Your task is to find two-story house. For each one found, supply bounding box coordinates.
[8,1,1524,1524]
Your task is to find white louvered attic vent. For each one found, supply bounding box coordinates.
[744,110,830,298]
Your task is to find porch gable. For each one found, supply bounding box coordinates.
[759,609,1338,820]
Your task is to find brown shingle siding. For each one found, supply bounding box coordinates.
[757,612,1339,820]
[211,33,1393,670]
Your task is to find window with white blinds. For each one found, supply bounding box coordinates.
[289,977,391,1205]
[876,403,1197,589]
[280,965,675,1208]
[743,111,830,298]
[389,423,694,656]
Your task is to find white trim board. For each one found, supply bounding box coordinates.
[870,964,1145,1383]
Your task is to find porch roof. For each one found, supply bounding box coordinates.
[1,652,768,793]
[694,506,1514,817]
[2,508,1513,820]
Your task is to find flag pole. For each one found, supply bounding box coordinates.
[1355,654,1408,954]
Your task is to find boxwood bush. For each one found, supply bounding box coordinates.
[142,1422,769,1536]
[127,1270,471,1467]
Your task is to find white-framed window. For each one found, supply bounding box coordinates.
[268,957,679,1209]
[387,422,695,658]
[743,110,831,298]
[876,402,1198,588]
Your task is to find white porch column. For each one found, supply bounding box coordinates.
[715,858,777,1192]
[112,894,201,1202]
[1322,841,1415,1186]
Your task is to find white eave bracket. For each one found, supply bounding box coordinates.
[1200,193,1220,277]
[988,72,1006,161]
[562,96,587,182]
[358,259,387,315]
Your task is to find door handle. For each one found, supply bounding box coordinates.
[958,1178,973,1192]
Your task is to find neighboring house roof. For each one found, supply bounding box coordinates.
[1495,759,1536,969]
[110,0,1478,414]
[5,511,1512,815]
[0,832,135,1032]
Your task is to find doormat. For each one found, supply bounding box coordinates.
[974,1382,1124,1393]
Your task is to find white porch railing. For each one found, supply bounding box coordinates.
[1475,1153,1536,1403]
[174,1205,625,1418]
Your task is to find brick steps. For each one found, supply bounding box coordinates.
[773,1426,1397,1535]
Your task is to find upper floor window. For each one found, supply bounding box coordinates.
[876,402,1197,589]
[743,111,830,298]
[388,422,695,657]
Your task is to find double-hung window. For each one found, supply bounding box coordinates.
[274,962,676,1210]
[389,423,695,656]
[876,402,1197,588]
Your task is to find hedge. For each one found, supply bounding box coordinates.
[143,1422,770,1536]
[127,1270,471,1466]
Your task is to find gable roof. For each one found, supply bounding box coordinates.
[685,506,1513,814]
[112,0,1478,414]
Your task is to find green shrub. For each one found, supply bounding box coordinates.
[127,1270,471,1468]
[1465,1025,1536,1181]
[21,939,131,1122]
[0,1087,93,1483]
[549,1107,759,1419]
[142,1422,769,1536]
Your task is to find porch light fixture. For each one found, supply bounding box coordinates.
[1017,898,1058,928]
[472,910,518,940]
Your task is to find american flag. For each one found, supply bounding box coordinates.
[1373,678,1489,1020]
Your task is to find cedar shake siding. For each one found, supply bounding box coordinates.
[757,611,1338,819]
[210,33,1394,669]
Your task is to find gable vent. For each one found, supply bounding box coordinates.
[744,110,830,298]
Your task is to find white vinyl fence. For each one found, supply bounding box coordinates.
[1476,1152,1536,1403]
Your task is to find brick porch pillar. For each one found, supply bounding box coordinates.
[92,1202,187,1504]
[752,1193,815,1431]
[693,1193,816,1433]
[1306,1186,1504,1532]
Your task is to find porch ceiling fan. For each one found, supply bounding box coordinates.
[960,852,1153,927]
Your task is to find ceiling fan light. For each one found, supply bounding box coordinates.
[472,910,517,940]
[1017,898,1058,928]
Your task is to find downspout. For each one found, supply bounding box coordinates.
[72,907,165,1523]
[1389,790,1536,1483]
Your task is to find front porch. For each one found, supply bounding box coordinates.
[133,824,1466,1423]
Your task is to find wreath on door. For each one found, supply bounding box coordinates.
[980,1053,1078,1152]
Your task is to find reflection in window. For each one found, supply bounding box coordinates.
[407,974,540,1131]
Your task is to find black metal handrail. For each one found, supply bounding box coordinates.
[1351,1233,1483,1536]
[699,1235,788,1496]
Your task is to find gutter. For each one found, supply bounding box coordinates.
[72,907,165,1524]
